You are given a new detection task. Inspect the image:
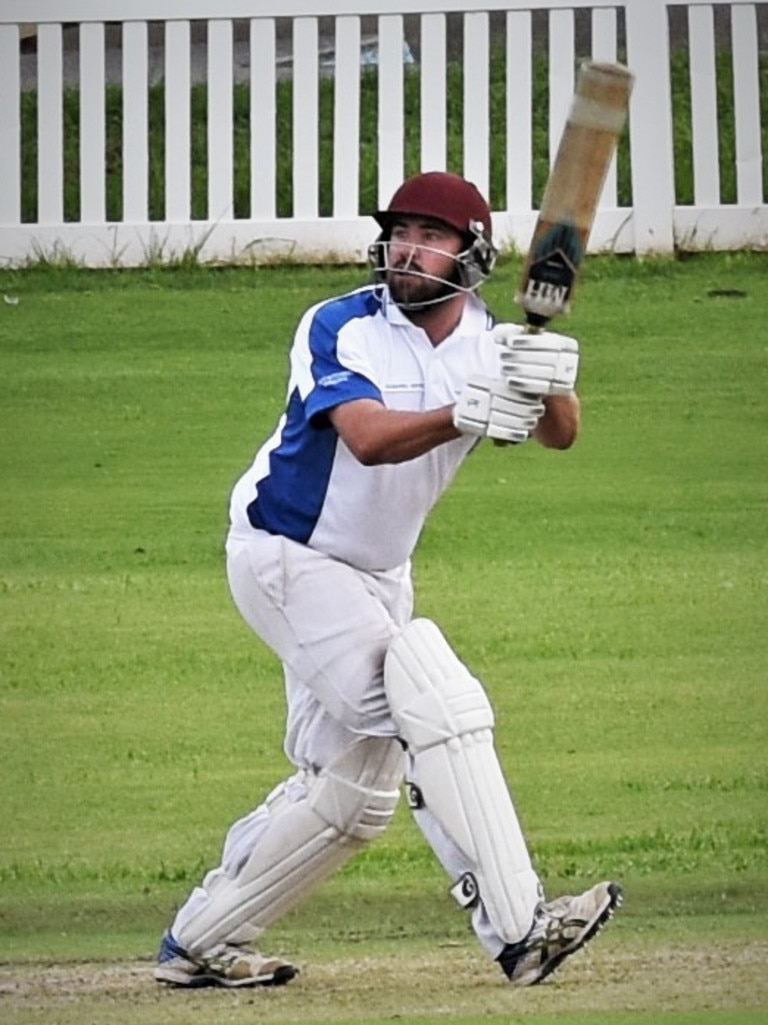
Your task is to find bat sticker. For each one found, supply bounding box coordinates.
[521,220,584,325]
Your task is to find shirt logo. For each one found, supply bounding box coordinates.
[318,370,352,387]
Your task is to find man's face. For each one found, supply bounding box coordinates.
[384,216,465,309]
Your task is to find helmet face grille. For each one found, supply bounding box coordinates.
[368,224,497,309]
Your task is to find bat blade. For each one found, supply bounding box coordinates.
[517,61,634,328]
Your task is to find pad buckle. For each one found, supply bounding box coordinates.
[405,782,424,809]
[450,872,479,909]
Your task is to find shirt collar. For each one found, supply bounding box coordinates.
[381,286,490,340]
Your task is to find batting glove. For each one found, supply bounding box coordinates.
[453,375,545,445]
[494,324,580,396]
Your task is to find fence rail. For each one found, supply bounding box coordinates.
[0,0,766,267]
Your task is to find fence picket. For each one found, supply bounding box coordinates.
[591,6,618,205]
[0,26,21,224]
[37,24,64,225]
[208,19,234,222]
[591,5,617,61]
[165,20,191,223]
[731,3,763,205]
[80,22,106,223]
[463,12,490,199]
[377,15,405,208]
[250,17,276,220]
[625,0,675,251]
[293,17,319,219]
[689,5,720,207]
[420,13,447,173]
[122,21,149,223]
[333,16,361,219]
[505,10,532,215]
[548,9,576,168]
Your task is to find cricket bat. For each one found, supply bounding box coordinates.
[517,61,634,329]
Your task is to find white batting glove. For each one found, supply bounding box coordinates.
[494,324,580,396]
[453,375,545,444]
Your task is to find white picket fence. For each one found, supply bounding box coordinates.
[0,0,765,267]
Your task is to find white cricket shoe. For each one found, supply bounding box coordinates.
[154,931,298,988]
[498,880,622,986]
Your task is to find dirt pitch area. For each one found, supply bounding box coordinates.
[1,937,767,1025]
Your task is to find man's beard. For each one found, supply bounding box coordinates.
[386,265,461,310]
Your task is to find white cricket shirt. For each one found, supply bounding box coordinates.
[229,285,501,571]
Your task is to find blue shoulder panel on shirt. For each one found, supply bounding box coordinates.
[245,289,383,543]
[246,387,338,542]
[305,288,383,420]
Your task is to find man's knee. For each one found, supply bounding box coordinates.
[384,617,494,752]
[311,736,404,842]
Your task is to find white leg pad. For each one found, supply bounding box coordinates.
[384,618,540,943]
[175,737,403,955]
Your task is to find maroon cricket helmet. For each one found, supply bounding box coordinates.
[374,171,493,242]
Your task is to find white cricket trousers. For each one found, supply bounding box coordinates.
[170,528,510,955]
[227,528,413,765]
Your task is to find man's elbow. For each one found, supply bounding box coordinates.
[347,435,388,466]
[536,426,578,450]
[553,431,578,450]
[534,394,580,449]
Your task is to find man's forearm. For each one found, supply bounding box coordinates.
[331,400,461,465]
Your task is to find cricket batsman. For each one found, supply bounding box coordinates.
[153,171,621,989]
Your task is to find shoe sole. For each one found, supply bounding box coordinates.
[532,881,623,986]
[155,963,298,989]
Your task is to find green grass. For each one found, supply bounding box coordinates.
[0,255,767,1020]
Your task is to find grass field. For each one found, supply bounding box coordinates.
[0,253,767,1024]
